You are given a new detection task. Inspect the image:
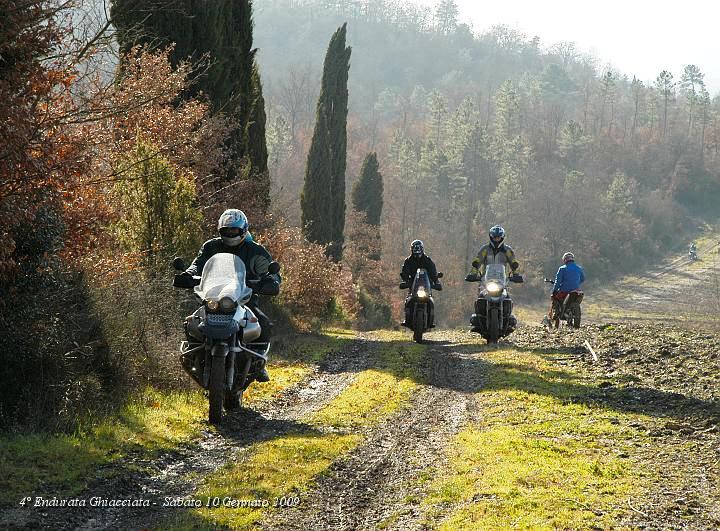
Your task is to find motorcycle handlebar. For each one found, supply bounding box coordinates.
[247,277,280,296]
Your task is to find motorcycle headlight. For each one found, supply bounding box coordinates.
[486,281,502,296]
[206,299,219,312]
[416,288,428,299]
[219,297,237,313]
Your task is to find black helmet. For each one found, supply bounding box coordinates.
[489,225,505,249]
[411,239,424,257]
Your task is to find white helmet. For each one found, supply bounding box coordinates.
[562,252,575,263]
[218,209,249,247]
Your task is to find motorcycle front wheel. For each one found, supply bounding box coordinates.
[208,345,227,424]
[487,308,500,344]
[413,307,425,343]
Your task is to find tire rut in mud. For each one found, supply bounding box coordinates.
[5,337,374,531]
[263,333,484,531]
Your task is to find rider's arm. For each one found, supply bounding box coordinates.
[470,248,487,276]
[186,239,216,276]
[504,246,520,272]
[426,257,439,283]
[248,245,282,284]
[401,258,414,282]
[553,267,564,292]
[579,266,585,285]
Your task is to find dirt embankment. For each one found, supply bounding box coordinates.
[512,323,720,528]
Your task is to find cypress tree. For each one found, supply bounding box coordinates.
[351,152,383,226]
[301,24,351,260]
[111,0,270,210]
[246,65,270,210]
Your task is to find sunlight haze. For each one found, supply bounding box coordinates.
[421,0,720,94]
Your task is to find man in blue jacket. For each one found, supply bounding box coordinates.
[550,252,585,326]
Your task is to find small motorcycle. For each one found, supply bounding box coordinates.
[172,253,280,424]
[400,269,443,343]
[465,264,523,344]
[543,278,583,329]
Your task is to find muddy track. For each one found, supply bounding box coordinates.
[263,331,484,531]
[2,337,375,531]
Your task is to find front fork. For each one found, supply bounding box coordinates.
[184,333,268,391]
[475,297,510,330]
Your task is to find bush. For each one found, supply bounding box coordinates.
[261,221,358,327]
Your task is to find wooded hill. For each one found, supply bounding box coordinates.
[259,0,720,290]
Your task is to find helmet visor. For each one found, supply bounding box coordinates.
[219,227,246,238]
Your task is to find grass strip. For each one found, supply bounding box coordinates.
[0,332,348,506]
[424,347,649,530]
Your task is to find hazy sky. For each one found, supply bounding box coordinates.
[418,0,720,95]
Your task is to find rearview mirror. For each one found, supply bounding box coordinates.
[437,272,444,279]
[172,257,187,271]
[268,261,281,275]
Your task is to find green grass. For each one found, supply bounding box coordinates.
[0,331,351,507]
[0,388,207,506]
[170,330,426,529]
[423,347,650,529]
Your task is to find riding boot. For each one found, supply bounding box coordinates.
[257,362,270,382]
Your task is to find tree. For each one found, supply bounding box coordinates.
[655,70,675,138]
[558,120,590,170]
[111,138,203,269]
[598,69,616,134]
[301,24,351,260]
[352,153,384,226]
[267,114,294,171]
[680,64,705,136]
[111,0,270,208]
[435,0,459,35]
[0,0,88,277]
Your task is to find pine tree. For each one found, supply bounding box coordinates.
[655,70,675,138]
[301,24,351,261]
[351,152,384,226]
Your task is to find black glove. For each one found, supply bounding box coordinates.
[465,273,480,282]
[173,271,195,288]
[433,282,443,291]
[256,276,280,296]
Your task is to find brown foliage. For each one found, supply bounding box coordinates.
[0,1,85,276]
[61,46,229,260]
[261,219,358,324]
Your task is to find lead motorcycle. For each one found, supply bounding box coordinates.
[172,254,280,424]
[465,264,523,344]
[400,269,443,343]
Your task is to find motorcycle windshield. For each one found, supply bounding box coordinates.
[483,264,507,287]
[194,253,253,302]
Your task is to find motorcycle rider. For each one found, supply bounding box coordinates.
[689,241,698,258]
[400,240,440,326]
[467,225,521,330]
[181,209,280,382]
[549,252,585,327]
